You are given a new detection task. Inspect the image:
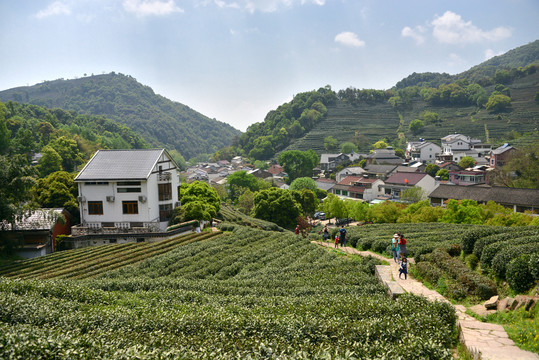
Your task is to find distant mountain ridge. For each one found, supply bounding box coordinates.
[0,73,241,160]
[236,39,539,159]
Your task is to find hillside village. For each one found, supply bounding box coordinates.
[185,132,538,212]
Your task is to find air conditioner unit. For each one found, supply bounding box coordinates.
[138,195,147,203]
[77,196,86,203]
[106,196,115,202]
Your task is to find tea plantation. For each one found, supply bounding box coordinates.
[0,225,457,359]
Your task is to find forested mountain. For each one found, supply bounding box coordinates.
[0,73,241,160]
[221,40,539,160]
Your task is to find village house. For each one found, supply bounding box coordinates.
[448,169,487,186]
[382,172,436,200]
[73,149,181,236]
[405,140,441,164]
[429,184,539,214]
[329,175,384,202]
[364,147,403,166]
[362,164,398,180]
[1,208,71,258]
[268,164,286,177]
[489,144,518,168]
[315,178,337,192]
[439,133,490,165]
[336,166,366,182]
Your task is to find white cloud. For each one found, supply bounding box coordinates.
[123,0,183,17]
[431,11,511,44]
[201,0,324,13]
[334,32,365,48]
[35,1,71,19]
[401,25,426,45]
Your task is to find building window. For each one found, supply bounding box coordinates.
[117,187,141,193]
[88,201,103,215]
[159,203,173,222]
[122,201,138,214]
[158,183,172,201]
[117,181,141,186]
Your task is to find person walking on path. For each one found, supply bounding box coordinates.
[323,225,329,241]
[334,235,339,248]
[399,257,408,280]
[398,233,407,258]
[339,225,347,247]
[391,233,399,263]
[295,225,300,236]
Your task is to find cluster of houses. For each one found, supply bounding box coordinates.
[317,133,536,209]
[3,133,537,259]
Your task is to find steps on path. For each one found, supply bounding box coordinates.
[314,241,539,360]
[375,265,405,299]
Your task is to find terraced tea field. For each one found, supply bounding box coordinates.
[0,225,456,359]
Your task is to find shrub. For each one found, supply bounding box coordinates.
[416,261,443,284]
[465,254,479,270]
[372,239,390,254]
[530,253,539,280]
[491,242,539,279]
[446,282,467,300]
[461,227,503,254]
[506,255,535,293]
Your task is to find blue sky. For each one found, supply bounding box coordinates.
[1,1,538,131]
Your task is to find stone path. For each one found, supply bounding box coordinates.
[315,241,539,360]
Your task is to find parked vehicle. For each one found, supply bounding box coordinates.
[335,217,353,226]
[314,212,326,220]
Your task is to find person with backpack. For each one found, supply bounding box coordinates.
[391,233,399,263]
[339,225,347,247]
[399,257,408,280]
[398,233,407,258]
[323,225,330,241]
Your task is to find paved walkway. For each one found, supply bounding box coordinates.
[315,241,539,360]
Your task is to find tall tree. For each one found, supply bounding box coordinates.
[38,146,63,177]
[278,150,318,183]
[253,188,301,229]
[0,103,10,154]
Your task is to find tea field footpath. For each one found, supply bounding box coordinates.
[315,240,539,360]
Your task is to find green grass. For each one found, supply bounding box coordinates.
[487,306,539,354]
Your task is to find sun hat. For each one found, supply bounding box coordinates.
[393,233,399,237]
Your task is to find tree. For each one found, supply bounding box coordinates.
[278,150,318,183]
[500,144,539,189]
[409,119,425,135]
[401,186,426,203]
[181,181,220,212]
[458,156,476,169]
[440,199,483,224]
[253,188,301,229]
[289,177,317,192]
[237,190,255,215]
[227,171,260,201]
[340,142,357,154]
[291,189,317,216]
[0,155,37,253]
[422,111,440,124]
[373,140,388,149]
[253,160,269,170]
[49,136,84,172]
[0,103,10,154]
[485,94,511,113]
[323,136,338,151]
[425,164,440,177]
[435,169,449,180]
[38,146,63,177]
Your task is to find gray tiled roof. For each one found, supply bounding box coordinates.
[429,184,539,207]
[75,149,166,181]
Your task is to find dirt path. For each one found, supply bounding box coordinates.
[315,240,539,360]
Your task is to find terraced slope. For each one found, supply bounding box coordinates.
[0,231,220,280]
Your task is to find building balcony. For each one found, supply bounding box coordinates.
[71,220,160,236]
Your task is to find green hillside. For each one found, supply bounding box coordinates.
[283,70,539,153]
[230,40,539,159]
[0,224,457,359]
[0,73,241,160]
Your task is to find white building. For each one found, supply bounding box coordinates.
[405,141,441,164]
[74,149,181,232]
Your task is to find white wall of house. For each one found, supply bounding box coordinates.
[78,153,180,232]
[363,180,384,201]
[418,143,441,163]
[416,176,436,198]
